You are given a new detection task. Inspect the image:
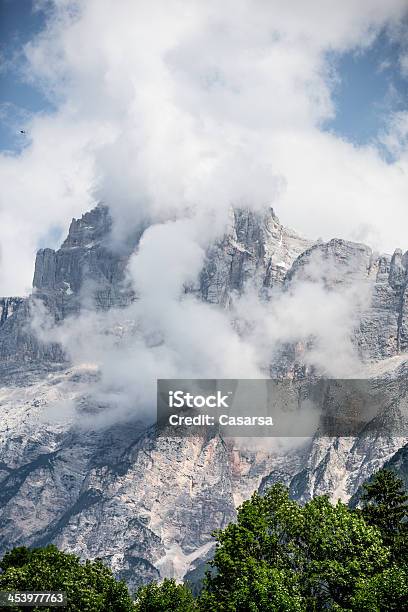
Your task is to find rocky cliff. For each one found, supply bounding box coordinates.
[0,204,407,590]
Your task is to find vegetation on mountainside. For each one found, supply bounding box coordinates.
[1,469,407,611]
[0,545,134,611]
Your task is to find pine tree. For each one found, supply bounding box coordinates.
[360,468,408,559]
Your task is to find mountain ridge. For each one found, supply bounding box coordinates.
[0,203,407,588]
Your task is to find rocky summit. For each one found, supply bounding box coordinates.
[1,204,408,590]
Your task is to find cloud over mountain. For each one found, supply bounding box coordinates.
[1,0,408,295]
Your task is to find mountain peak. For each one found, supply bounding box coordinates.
[61,204,111,251]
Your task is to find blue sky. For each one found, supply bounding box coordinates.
[325,29,408,147]
[0,0,52,152]
[1,1,407,155]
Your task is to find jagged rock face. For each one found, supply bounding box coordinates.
[33,206,136,315]
[285,238,374,287]
[0,207,137,369]
[32,205,310,317]
[357,249,408,359]
[1,203,408,590]
[0,363,304,590]
[0,297,24,327]
[0,205,310,367]
[0,297,62,369]
[381,440,408,490]
[199,208,312,305]
[284,236,408,362]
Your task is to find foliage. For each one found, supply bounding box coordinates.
[0,545,135,611]
[199,483,390,610]
[350,564,408,611]
[1,469,407,611]
[134,578,197,611]
[360,468,408,560]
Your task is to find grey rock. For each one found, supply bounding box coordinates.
[283,237,408,362]
[33,205,136,315]
[199,207,312,305]
[0,297,24,327]
[1,203,408,590]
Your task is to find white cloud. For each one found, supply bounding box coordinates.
[1,0,408,298]
[30,236,370,426]
[380,110,408,160]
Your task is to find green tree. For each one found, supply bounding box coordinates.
[199,483,391,611]
[199,483,304,611]
[360,468,408,558]
[351,564,408,611]
[134,578,197,611]
[0,545,135,611]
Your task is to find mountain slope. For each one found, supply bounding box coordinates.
[0,204,407,588]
